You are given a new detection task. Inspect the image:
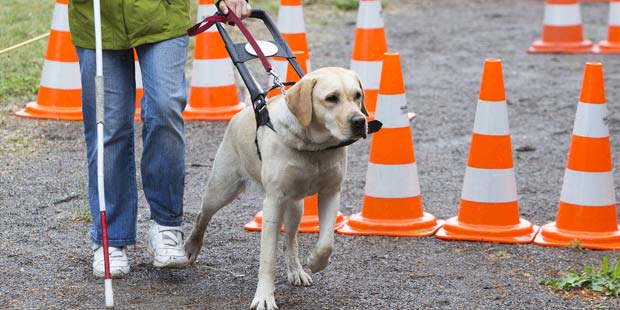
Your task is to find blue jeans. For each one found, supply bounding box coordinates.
[77,35,189,247]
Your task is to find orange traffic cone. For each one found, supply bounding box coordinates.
[134,49,143,121]
[534,62,620,250]
[528,0,593,53]
[593,0,620,53]
[350,0,387,119]
[16,0,82,121]
[271,0,311,80]
[184,0,244,121]
[244,195,346,233]
[436,59,538,244]
[337,52,443,237]
[297,194,346,232]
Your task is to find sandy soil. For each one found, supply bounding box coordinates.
[2,0,620,309]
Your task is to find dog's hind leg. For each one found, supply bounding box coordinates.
[184,155,246,263]
[306,192,339,273]
[283,200,313,287]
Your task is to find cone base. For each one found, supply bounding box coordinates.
[592,41,620,54]
[243,211,346,233]
[336,212,444,237]
[534,222,620,250]
[435,216,539,244]
[16,101,82,121]
[527,39,594,54]
[183,102,245,121]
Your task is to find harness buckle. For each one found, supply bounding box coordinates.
[268,69,287,96]
[253,96,275,131]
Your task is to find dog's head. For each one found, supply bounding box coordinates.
[285,67,369,143]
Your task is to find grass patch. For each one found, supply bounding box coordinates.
[482,247,512,259]
[490,250,510,258]
[71,205,92,223]
[332,0,359,10]
[253,0,280,13]
[541,256,620,297]
[331,0,388,11]
[0,0,53,106]
[566,239,586,252]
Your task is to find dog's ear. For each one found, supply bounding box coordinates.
[285,77,316,127]
[357,79,369,117]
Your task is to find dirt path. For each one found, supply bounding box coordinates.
[2,0,620,309]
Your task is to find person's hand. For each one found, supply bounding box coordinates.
[219,0,251,20]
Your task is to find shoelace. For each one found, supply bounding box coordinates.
[108,247,125,258]
[158,228,183,249]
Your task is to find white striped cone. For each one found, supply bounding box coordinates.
[338,52,443,237]
[16,0,82,120]
[350,0,387,118]
[594,0,620,53]
[436,58,538,244]
[271,0,311,81]
[535,62,620,250]
[528,0,593,53]
[184,0,244,121]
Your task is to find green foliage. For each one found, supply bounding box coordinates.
[566,239,585,252]
[0,0,53,105]
[71,205,93,223]
[332,0,359,11]
[252,0,280,14]
[492,251,509,258]
[331,0,388,11]
[541,256,620,297]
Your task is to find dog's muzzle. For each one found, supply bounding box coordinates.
[350,115,367,139]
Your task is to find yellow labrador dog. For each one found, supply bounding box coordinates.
[184,67,368,310]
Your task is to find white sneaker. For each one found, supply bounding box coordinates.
[147,222,189,268]
[92,244,130,278]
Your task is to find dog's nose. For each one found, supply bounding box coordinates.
[350,115,367,138]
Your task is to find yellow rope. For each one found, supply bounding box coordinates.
[0,33,50,56]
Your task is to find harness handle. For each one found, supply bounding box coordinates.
[188,9,273,74]
[188,8,307,132]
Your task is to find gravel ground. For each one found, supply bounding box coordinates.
[2,0,620,309]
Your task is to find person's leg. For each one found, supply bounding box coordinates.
[135,35,188,227]
[77,47,138,248]
[136,35,189,267]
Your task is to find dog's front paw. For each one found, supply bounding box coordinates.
[250,292,278,310]
[306,255,329,272]
[287,268,313,287]
[183,237,202,264]
[306,246,332,272]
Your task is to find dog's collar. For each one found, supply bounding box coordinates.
[279,119,383,153]
[323,139,361,151]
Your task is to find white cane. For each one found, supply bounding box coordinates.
[93,0,114,307]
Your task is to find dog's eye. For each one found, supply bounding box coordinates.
[325,94,340,103]
[353,92,362,100]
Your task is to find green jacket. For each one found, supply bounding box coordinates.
[68,0,192,50]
